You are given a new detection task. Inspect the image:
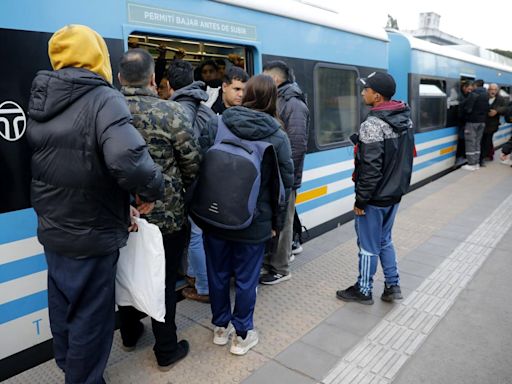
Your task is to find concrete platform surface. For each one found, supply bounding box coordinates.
[5,157,512,384]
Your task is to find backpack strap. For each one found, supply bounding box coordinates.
[214,115,238,144]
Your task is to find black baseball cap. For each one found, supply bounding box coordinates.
[359,71,396,98]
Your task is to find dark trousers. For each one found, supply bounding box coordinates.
[118,227,187,364]
[45,249,119,384]
[203,233,265,333]
[456,125,466,158]
[480,131,495,162]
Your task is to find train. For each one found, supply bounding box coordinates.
[1,0,512,379]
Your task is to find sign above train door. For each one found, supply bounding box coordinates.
[0,101,26,142]
[127,2,257,41]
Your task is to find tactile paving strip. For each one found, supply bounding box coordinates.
[323,193,512,384]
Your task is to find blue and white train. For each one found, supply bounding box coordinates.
[1,0,511,379]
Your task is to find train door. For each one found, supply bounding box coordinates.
[125,32,253,90]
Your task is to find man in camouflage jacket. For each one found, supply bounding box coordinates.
[117,49,201,370]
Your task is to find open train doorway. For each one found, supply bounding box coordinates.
[127,33,252,98]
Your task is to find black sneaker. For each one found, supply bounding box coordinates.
[157,340,189,371]
[336,284,374,305]
[381,284,403,302]
[259,272,291,285]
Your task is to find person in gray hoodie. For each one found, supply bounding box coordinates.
[168,60,217,137]
[261,60,309,285]
[168,59,217,303]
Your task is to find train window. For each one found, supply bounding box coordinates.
[314,64,359,147]
[418,82,447,132]
[127,33,251,83]
[499,88,510,101]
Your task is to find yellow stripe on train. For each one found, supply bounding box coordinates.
[439,146,456,155]
[296,185,328,204]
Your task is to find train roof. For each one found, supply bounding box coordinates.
[212,0,389,42]
[391,30,512,74]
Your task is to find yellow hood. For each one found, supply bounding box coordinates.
[48,24,113,84]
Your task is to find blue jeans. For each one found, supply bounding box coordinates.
[355,204,400,295]
[203,234,265,333]
[187,217,209,295]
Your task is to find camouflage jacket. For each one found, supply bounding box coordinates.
[121,86,201,234]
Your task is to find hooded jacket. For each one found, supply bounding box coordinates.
[196,106,294,243]
[28,67,164,258]
[277,82,309,189]
[48,24,113,84]
[463,86,490,123]
[354,101,414,209]
[170,81,216,138]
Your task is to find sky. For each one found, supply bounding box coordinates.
[307,0,511,52]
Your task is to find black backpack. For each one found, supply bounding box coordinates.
[191,116,284,230]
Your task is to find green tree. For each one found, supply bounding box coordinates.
[386,14,399,30]
[490,49,512,59]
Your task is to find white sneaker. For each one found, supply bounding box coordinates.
[291,241,303,255]
[213,324,234,345]
[461,164,477,171]
[500,158,512,166]
[289,253,295,262]
[230,329,258,355]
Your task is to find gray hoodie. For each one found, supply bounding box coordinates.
[170,81,216,138]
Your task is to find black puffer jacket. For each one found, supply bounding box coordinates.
[463,86,489,123]
[196,106,294,243]
[277,82,309,190]
[28,68,164,258]
[170,81,216,138]
[354,101,414,209]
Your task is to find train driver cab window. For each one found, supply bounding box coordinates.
[314,65,359,147]
[418,82,447,132]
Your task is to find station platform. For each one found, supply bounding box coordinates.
[5,155,512,384]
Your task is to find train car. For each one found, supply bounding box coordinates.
[1,0,512,379]
[387,31,512,185]
[0,0,389,378]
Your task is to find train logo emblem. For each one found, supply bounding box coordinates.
[0,101,27,142]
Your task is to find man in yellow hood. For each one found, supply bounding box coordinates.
[48,24,113,83]
[27,25,164,384]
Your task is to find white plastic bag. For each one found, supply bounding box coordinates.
[116,217,166,322]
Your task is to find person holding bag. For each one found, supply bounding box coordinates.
[27,25,164,384]
[117,48,201,371]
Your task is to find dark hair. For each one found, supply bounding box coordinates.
[242,74,278,118]
[474,79,484,87]
[223,66,249,84]
[119,48,155,87]
[263,60,293,82]
[215,58,226,67]
[167,59,193,90]
[200,59,218,71]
